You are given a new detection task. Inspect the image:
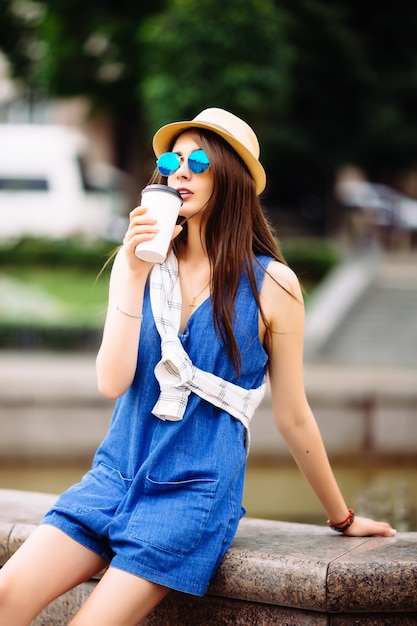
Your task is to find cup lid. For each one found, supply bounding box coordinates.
[142,184,182,201]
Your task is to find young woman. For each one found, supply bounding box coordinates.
[0,108,396,626]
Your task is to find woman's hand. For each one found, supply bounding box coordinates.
[122,205,183,273]
[343,516,397,537]
[122,205,158,272]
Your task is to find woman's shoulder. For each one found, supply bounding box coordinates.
[259,260,305,337]
[262,259,303,301]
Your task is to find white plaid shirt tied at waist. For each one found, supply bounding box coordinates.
[149,252,266,431]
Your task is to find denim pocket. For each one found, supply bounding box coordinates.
[128,474,219,556]
[52,462,132,516]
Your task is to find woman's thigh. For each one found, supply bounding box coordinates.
[0,524,107,625]
[69,567,170,626]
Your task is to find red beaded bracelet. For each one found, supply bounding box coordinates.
[327,508,355,533]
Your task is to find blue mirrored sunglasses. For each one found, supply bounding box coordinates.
[157,149,210,176]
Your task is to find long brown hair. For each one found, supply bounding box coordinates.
[153,129,287,377]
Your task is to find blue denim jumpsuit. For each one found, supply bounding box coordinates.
[42,255,271,596]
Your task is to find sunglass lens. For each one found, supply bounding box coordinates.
[188,149,210,174]
[157,152,181,176]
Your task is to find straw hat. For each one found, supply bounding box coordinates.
[152,107,266,195]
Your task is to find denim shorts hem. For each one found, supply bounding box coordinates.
[110,557,208,597]
[40,513,113,562]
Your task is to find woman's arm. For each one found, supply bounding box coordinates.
[96,206,159,399]
[262,262,396,537]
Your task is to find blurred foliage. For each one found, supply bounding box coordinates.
[0,236,338,348]
[138,0,293,133]
[2,0,417,221]
[0,235,339,283]
[0,0,164,109]
[266,2,417,207]
[0,238,112,348]
[281,238,340,285]
[2,265,109,323]
[0,237,116,270]
[0,325,103,350]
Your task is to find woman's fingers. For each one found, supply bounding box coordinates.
[344,516,397,537]
[122,207,182,270]
[123,206,159,249]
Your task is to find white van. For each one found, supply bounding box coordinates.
[0,124,130,241]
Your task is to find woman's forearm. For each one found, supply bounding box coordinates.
[278,408,350,524]
[96,266,149,399]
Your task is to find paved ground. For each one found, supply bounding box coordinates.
[316,251,417,366]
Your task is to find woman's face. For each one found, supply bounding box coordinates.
[168,131,214,220]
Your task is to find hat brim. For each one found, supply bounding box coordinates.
[153,120,266,195]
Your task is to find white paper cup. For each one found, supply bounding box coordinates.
[134,184,183,263]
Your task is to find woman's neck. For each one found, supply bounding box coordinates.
[179,220,208,266]
[178,236,211,332]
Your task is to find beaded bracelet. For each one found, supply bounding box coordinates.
[328,508,355,533]
[116,306,143,320]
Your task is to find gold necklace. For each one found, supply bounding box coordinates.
[183,259,210,308]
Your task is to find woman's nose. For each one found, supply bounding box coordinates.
[176,157,190,178]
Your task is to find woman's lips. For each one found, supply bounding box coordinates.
[177,187,193,199]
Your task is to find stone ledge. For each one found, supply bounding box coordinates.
[212,518,417,613]
[1,489,417,624]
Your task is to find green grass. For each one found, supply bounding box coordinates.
[0,236,340,338]
[2,266,110,328]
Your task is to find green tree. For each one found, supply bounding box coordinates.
[138,0,292,133]
[0,0,41,84]
[0,0,166,187]
[267,1,417,229]
[139,0,417,232]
